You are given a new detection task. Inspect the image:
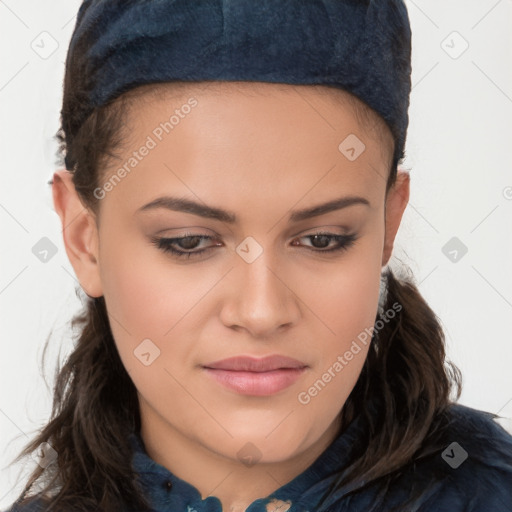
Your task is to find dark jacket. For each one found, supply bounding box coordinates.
[4,403,512,511]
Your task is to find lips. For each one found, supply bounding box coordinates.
[202,355,308,396]
[203,355,307,372]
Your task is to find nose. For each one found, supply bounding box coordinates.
[219,248,301,338]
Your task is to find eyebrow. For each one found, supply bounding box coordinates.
[137,194,370,223]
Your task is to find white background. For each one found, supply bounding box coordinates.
[1,0,511,508]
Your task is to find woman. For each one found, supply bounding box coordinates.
[5,1,512,511]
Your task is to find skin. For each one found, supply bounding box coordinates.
[52,81,409,512]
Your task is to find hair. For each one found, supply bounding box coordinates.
[6,78,462,512]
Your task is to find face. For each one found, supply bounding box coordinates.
[54,81,409,466]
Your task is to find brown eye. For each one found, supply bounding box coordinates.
[292,232,358,253]
[150,234,220,259]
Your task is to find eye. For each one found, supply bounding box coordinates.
[292,232,358,254]
[150,233,219,260]
[150,231,358,260]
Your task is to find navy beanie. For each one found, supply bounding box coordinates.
[62,0,412,171]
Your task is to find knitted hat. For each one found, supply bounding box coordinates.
[62,0,412,171]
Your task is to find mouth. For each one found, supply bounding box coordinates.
[202,355,308,396]
[202,367,307,396]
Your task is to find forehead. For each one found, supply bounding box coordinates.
[126,80,389,133]
[120,80,393,166]
[99,81,393,218]
[128,80,390,133]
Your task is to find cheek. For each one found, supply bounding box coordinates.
[302,233,382,347]
[99,246,174,334]
[96,229,202,371]
[293,235,382,415]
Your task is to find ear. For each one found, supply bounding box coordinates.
[52,169,103,298]
[382,169,410,267]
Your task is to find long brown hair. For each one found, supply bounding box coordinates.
[7,81,462,512]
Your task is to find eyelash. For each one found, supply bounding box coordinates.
[150,231,358,260]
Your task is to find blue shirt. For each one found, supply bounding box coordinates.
[5,403,512,512]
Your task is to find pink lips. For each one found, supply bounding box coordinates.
[202,355,308,396]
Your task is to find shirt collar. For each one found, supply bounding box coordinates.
[128,405,371,512]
